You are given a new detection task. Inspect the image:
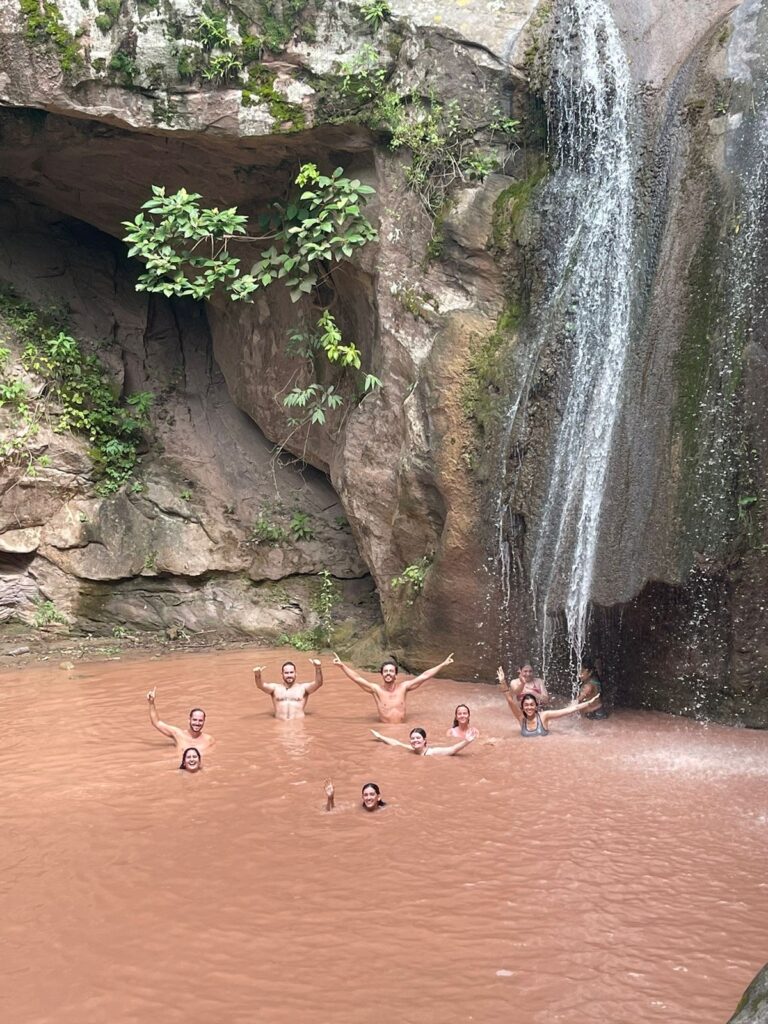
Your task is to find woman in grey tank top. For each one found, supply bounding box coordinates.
[497,671,602,736]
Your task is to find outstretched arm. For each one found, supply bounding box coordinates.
[370,729,411,749]
[253,666,276,695]
[541,695,601,724]
[146,688,176,740]
[405,652,454,692]
[306,658,324,695]
[497,667,523,721]
[333,653,378,694]
[430,735,477,757]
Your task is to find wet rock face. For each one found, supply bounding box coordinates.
[727,963,768,1024]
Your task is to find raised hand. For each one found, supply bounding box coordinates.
[324,779,334,798]
[497,666,507,687]
[332,652,342,665]
[444,652,454,665]
[253,666,266,674]
[146,687,156,703]
[309,658,321,667]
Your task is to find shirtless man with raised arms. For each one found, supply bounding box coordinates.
[332,652,454,723]
[253,659,323,720]
[146,688,215,754]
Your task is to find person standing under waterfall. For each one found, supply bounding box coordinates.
[578,658,608,719]
[332,652,455,723]
[497,663,550,704]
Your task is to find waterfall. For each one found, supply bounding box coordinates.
[496,0,636,682]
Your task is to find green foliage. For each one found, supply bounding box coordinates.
[311,569,341,647]
[277,628,320,651]
[359,0,391,30]
[241,66,306,129]
[123,166,376,305]
[33,599,66,627]
[109,50,138,84]
[179,488,192,500]
[279,571,340,650]
[19,0,84,73]
[123,167,380,433]
[95,0,121,32]
[289,510,314,541]
[391,555,432,604]
[0,288,152,493]
[201,52,243,82]
[251,512,289,545]
[194,11,236,50]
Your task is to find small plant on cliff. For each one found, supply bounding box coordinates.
[251,512,289,545]
[359,0,391,30]
[311,569,341,647]
[33,599,66,628]
[289,510,314,541]
[0,289,152,492]
[391,555,432,604]
[19,0,84,73]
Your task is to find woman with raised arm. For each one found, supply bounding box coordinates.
[446,704,479,740]
[324,781,387,812]
[497,664,550,704]
[370,726,476,757]
[497,668,600,736]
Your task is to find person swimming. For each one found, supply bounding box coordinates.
[370,726,476,756]
[179,747,202,771]
[324,781,387,812]
[446,704,479,740]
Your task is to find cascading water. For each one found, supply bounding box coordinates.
[496,0,637,684]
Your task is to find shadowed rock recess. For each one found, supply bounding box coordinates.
[0,0,766,724]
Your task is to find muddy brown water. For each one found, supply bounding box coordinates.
[1,647,765,1024]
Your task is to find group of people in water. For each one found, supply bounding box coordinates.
[146,651,606,811]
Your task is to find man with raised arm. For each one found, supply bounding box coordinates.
[252,659,323,720]
[332,652,454,723]
[146,689,215,754]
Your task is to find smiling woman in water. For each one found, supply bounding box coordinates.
[324,781,387,812]
[497,669,600,736]
[446,704,479,740]
[371,726,476,756]
[179,747,202,772]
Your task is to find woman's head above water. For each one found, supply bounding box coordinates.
[179,747,202,772]
[520,694,539,719]
[452,704,471,728]
[361,782,385,811]
[409,727,427,751]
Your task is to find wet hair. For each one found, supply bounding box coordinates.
[409,727,427,740]
[179,747,202,770]
[380,659,399,675]
[518,662,534,673]
[520,693,539,714]
[581,657,598,676]
[281,661,297,673]
[189,708,206,720]
[361,781,386,809]
[452,704,471,727]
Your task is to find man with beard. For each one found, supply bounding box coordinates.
[146,688,215,753]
